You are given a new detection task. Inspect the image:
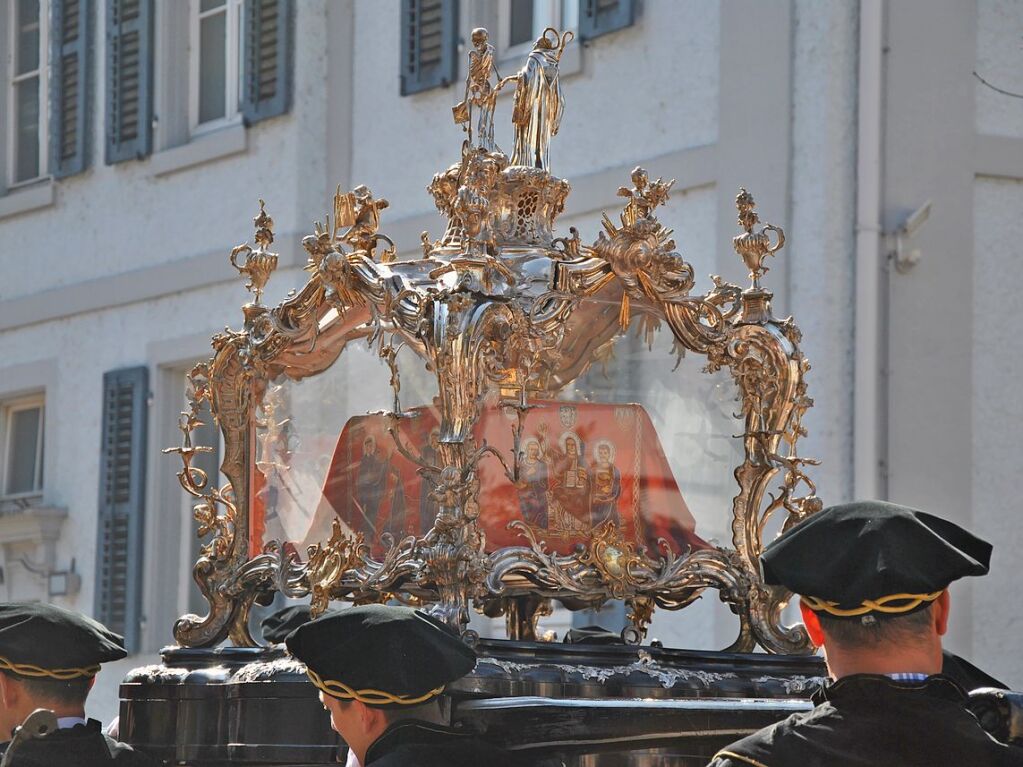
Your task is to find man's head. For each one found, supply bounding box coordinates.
[285,604,476,764]
[761,501,991,679]
[0,602,126,737]
[317,693,448,762]
[0,673,95,737]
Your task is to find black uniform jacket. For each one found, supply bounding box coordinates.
[707,674,1023,767]
[0,720,154,767]
[364,719,519,767]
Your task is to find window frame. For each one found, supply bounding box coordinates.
[0,393,45,500]
[188,0,244,137]
[498,0,578,62]
[6,0,50,189]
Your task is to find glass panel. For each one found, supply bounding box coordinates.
[7,408,41,495]
[509,0,534,46]
[199,12,227,123]
[14,78,41,183]
[253,341,439,559]
[200,0,225,11]
[15,0,40,75]
[465,322,742,557]
[253,322,742,562]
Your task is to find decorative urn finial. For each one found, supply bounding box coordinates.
[229,199,279,305]
[732,188,785,292]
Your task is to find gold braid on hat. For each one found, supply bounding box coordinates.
[0,655,101,680]
[800,590,943,618]
[305,668,444,706]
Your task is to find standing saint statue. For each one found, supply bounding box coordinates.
[510,27,574,170]
[453,28,507,151]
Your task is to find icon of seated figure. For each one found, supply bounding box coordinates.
[286,401,709,558]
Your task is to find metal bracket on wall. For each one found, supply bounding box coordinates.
[889,200,932,274]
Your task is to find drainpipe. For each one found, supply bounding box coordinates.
[854,0,886,500]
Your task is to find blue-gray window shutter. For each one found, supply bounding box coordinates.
[95,366,148,652]
[400,0,458,96]
[104,0,153,164]
[49,0,91,177]
[579,0,635,42]
[241,0,293,124]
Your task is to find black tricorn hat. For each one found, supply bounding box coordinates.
[261,605,339,645]
[285,604,476,708]
[0,602,126,679]
[760,501,992,618]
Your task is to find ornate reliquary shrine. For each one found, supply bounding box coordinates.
[166,26,821,657]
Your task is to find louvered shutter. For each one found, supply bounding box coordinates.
[105,0,153,164]
[95,366,148,652]
[400,0,458,96]
[49,0,91,177]
[578,0,635,42]
[241,0,293,124]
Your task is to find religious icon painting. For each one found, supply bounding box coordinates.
[270,400,710,559]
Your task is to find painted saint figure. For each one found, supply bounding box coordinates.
[510,27,573,170]
[549,431,590,531]
[354,434,405,539]
[591,440,622,528]
[516,437,549,528]
[453,28,507,152]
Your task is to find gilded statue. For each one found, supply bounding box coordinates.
[510,28,574,170]
[453,28,509,152]
[334,185,395,260]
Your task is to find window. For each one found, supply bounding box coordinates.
[1,395,44,498]
[7,0,49,186]
[191,0,243,134]
[399,0,458,96]
[504,0,578,54]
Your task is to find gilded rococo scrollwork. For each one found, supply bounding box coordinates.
[168,28,820,653]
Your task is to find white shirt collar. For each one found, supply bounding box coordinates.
[56,716,88,730]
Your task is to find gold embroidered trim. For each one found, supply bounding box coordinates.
[800,590,942,617]
[0,655,100,680]
[712,750,771,767]
[306,668,444,706]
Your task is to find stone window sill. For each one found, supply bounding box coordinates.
[0,180,55,222]
[0,498,66,546]
[149,123,247,178]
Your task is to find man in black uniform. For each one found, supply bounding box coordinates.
[708,501,1023,767]
[286,604,518,767]
[0,602,153,766]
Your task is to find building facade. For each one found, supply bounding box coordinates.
[0,0,1021,721]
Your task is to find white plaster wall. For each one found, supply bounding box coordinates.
[1,0,330,301]
[786,0,858,506]
[975,0,1023,139]
[971,176,1023,688]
